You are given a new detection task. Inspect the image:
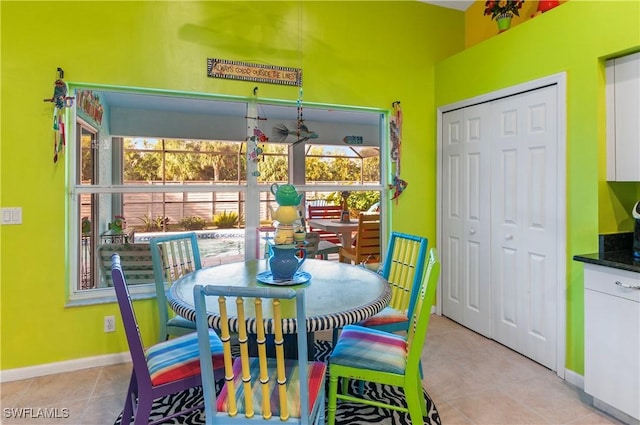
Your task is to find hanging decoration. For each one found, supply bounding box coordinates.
[247,88,268,177]
[43,68,74,163]
[271,87,318,147]
[248,127,267,177]
[388,101,407,202]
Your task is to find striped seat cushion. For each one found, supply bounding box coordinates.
[217,357,326,418]
[146,330,224,386]
[330,325,408,374]
[358,306,408,327]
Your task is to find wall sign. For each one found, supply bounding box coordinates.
[343,135,363,145]
[207,58,302,86]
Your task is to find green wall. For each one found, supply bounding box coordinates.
[0,1,464,370]
[437,0,640,374]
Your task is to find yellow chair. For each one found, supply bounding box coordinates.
[338,212,380,265]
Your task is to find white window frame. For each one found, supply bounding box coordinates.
[65,84,388,306]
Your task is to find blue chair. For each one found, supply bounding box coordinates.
[150,232,201,342]
[359,231,428,333]
[111,253,224,425]
[331,232,428,345]
[193,284,326,425]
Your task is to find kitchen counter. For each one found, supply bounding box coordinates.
[573,231,640,273]
[573,251,640,274]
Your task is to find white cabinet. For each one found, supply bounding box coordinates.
[606,52,640,181]
[584,263,640,423]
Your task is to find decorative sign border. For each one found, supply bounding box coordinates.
[207,58,302,87]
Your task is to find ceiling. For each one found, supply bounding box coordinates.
[420,0,474,11]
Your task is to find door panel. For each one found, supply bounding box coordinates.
[442,105,492,337]
[491,85,557,370]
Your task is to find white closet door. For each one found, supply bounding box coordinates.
[490,85,558,370]
[442,105,492,337]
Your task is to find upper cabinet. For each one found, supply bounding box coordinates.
[606,52,640,182]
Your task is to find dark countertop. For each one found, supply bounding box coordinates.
[573,251,640,274]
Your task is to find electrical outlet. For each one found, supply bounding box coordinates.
[104,316,116,333]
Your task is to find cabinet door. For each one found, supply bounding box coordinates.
[584,265,640,420]
[607,52,640,181]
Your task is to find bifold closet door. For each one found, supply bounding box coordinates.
[490,85,558,370]
[441,85,558,370]
[441,104,492,338]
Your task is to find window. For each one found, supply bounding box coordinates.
[67,86,385,304]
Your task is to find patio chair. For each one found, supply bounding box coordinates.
[304,231,340,260]
[96,243,155,288]
[111,253,224,425]
[194,284,327,425]
[327,248,441,425]
[359,232,428,333]
[338,212,380,265]
[307,204,342,245]
[150,232,201,342]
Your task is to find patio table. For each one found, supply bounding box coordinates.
[306,218,360,247]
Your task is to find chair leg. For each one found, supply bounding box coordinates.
[406,385,427,425]
[133,392,154,425]
[327,373,339,425]
[121,373,136,425]
[416,378,428,417]
[331,328,340,347]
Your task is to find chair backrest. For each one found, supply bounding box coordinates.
[110,253,154,389]
[406,248,440,375]
[307,205,342,244]
[149,232,202,337]
[380,232,428,318]
[352,212,381,263]
[97,243,155,287]
[194,285,319,423]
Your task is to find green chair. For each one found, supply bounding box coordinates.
[327,248,440,425]
[150,232,201,342]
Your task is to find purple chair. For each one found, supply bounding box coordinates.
[111,253,224,425]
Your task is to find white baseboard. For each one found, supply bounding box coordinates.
[0,352,131,383]
[564,368,584,389]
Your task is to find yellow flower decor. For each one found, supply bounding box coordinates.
[484,0,524,20]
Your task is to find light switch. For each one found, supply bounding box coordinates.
[1,207,22,225]
[1,209,12,224]
[11,207,22,224]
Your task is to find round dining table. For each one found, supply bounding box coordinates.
[167,258,391,335]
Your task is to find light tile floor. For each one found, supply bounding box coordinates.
[0,315,624,424]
